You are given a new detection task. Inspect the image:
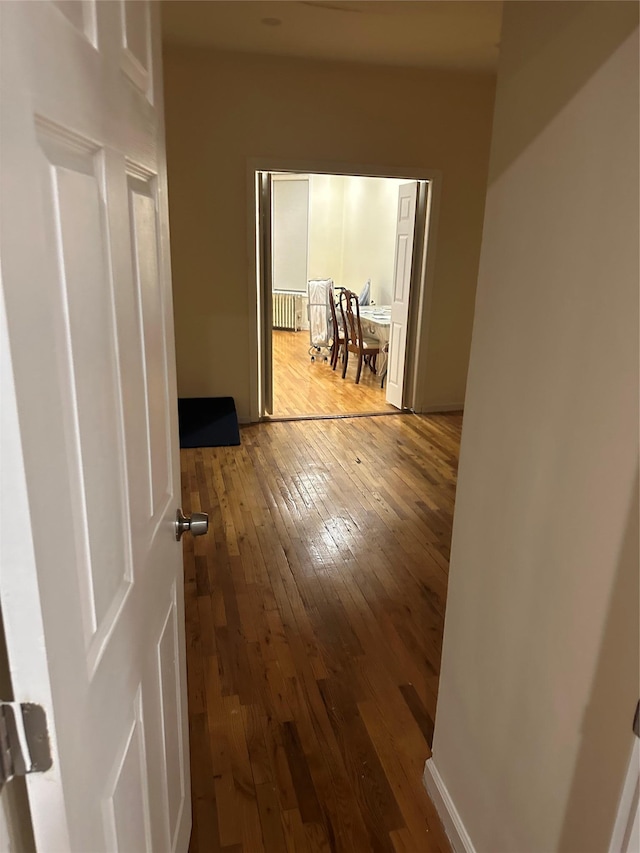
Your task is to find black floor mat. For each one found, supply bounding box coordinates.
[178,397,241,448]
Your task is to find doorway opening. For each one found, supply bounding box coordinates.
[251,166,438,422]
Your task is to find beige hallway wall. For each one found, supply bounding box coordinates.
[432,3,639,851]
[162,47,496,420]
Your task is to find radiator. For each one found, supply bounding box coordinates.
[273,291,299,331]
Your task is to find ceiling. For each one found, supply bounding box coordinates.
[161,1,503,73]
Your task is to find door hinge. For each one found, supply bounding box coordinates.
[0,702,52,790]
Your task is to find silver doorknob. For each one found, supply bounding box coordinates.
[175,508,209,541]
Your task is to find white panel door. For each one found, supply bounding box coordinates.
[0,2,191,851]
[386,182,418,409]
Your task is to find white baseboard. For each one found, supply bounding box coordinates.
[418,403,465,414]
[423,758,476,853]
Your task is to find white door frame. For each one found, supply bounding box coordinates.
[609,737,640,853]
[246,158,442,423]
[386,180,419,410]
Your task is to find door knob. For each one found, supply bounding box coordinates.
[175,508,209,541]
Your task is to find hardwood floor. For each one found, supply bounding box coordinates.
[182,413,462,853]
[272,330,396,418]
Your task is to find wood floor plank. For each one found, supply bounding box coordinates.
[282,808,311,853]
[305,821,334,852]
[260,713,299,813]
[357,698,449,853]
[317,678,404,852]
[281,721,324,824]
[186,581,206,716]
[183,413,461,852]
[256,782,288,853]
[399,683,435,750]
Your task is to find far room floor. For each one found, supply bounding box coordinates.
[272,330,396,418]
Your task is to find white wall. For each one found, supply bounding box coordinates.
[307,174,345,283]
[431,3,639,852]
[307,174,405,305]
[341,176,405,306]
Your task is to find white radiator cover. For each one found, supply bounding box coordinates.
[273,291,308,331]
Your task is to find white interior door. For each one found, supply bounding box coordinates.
[386,181,418,409]
[0,3,190,851]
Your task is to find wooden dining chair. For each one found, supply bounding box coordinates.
[339,289,380,384]
[328,282,345,370]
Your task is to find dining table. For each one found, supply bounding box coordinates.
[359,305,391,387]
